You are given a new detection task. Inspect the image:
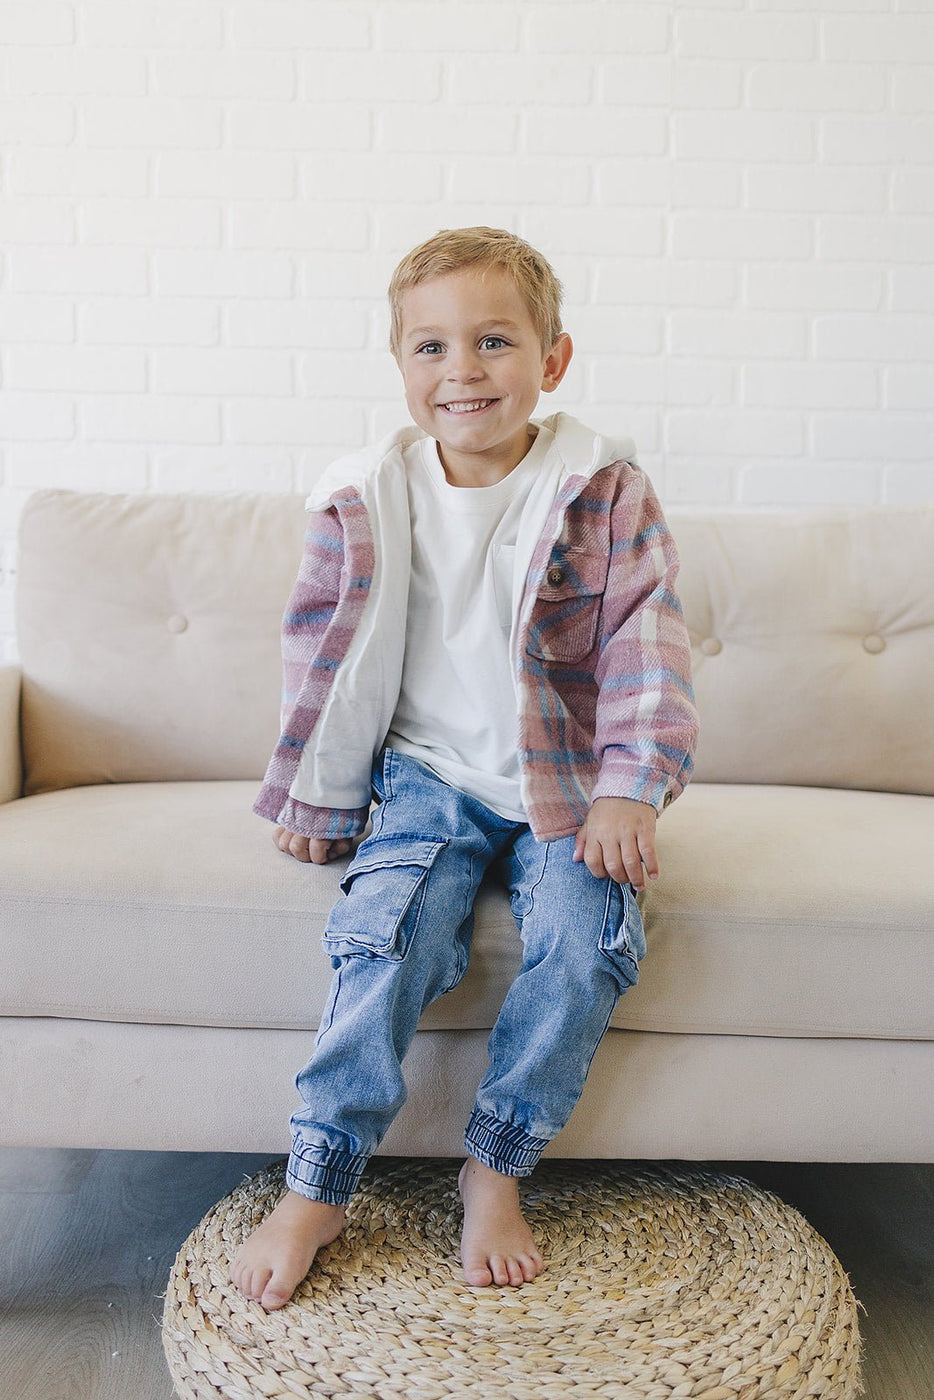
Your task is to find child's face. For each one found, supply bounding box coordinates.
[393,266,572,484]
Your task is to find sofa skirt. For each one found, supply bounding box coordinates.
[3,1017,931,1161]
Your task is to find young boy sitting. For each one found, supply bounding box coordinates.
[231,226,698,1310]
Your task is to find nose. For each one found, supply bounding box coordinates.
[446,345,484,382]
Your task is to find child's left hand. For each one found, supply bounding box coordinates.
[573,797,658,889]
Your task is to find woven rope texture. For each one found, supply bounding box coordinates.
[162,1157,864,1400]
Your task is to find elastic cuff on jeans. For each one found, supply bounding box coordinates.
[286,1142,368,1205]
[464,1108,549,1177]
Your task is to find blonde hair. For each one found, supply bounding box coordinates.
[388,226,564,357]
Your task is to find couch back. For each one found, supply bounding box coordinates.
[15,488,934,798]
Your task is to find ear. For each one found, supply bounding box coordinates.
[541,332,573,393]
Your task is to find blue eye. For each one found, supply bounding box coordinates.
[481,336,508,350]
[416,341,444,355]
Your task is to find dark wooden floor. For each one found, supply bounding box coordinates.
[0,1149,931,1399]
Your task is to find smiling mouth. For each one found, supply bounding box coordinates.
[439,398,499,415]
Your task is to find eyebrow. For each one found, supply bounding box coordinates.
[404,319,523,342]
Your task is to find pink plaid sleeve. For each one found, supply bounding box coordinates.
[591,468,698,811]
[253,490,375,839]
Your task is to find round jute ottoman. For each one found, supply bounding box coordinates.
[162,1158,864,1400]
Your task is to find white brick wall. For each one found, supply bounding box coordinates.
[2,0,934,658]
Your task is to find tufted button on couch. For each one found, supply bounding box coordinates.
[1,489,932,1162]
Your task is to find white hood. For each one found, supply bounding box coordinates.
[304,412,638,513]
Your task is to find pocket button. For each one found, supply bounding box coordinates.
[547,566,565,586]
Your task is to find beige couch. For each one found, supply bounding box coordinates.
[2,489,932,1163]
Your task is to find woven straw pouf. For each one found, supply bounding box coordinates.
[162,1157,864,1400]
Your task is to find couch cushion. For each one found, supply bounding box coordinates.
[16,490,934,798]
[1,780,930,1040]
[17,489,306,795]
[672,506,934,795]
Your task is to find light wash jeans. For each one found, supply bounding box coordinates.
[286,748,646,1204]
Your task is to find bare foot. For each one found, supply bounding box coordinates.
[230,1188,345,1310]
[458,1157,544,1287]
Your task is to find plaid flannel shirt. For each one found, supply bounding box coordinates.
[255,434,698,843]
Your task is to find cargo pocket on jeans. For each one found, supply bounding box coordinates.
[598,881,647,990]
[322,836,447,962]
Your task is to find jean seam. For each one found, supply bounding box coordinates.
[315,961,343,1043]
[439,849,475,995]
[577,998,618,1095]
[521,837,551,924]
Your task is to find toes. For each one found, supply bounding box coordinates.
[462,1249,544,1287]
[463,1259,494,1287]
[259,1264,296,1311]
[248,1268,274,1302]
[230,1253,252,1294]
[260,1285,290,1311]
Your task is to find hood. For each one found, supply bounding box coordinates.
[304,412,638,512]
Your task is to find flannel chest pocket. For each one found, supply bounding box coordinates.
[525,547,609,663]
[322,837,447,961]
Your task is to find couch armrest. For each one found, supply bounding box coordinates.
[0,665,23,804]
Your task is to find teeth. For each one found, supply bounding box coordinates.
[443,399,494,413]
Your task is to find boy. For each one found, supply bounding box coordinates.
[231,227,698,1310]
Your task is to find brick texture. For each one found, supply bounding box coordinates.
[1,0,933,658]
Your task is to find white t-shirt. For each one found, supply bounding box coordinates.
[386,425,558,820]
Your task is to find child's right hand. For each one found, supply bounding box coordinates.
[273,827,352,864]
